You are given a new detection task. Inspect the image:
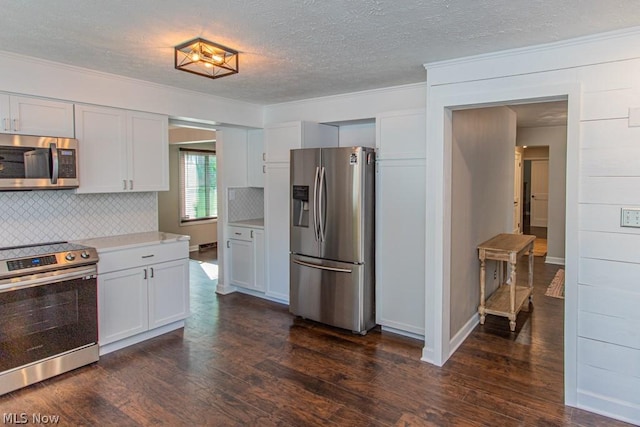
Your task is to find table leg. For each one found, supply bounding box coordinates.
[479,258,486,325]
[528,246,534,303]
[509,254,517,332]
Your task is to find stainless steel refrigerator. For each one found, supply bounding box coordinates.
[289,146,375,334]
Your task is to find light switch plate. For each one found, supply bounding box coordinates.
[621,208,640,227]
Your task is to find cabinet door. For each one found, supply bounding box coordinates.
[128,111,169,191]
[247,129,264,187]
[98,267,149,345]
[376,109,426,160]
[253,229,265,291]
[75,104,128,193]
[228,238,254,289]
[264,162,290,302]
[219,127,248,188]
[7,95,75,137]
[264,122,301,163]
[375,160,426,336]
[148,259,190,329]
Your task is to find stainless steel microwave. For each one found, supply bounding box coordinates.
[0,134,79,190]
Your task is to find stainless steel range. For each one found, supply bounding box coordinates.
[0,241,99,395]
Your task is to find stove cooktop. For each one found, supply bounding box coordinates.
[0,241,99,279]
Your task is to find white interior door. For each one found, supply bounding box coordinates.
[513,151,523,233]
[530,159,549,227]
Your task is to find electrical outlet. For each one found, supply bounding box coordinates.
[621,208,640,228]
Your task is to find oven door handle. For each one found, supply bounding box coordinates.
[0,265,97,293]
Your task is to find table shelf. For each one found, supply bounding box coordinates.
[478,233,535,332]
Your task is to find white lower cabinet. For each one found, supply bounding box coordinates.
[97,240,189,354]
[227,225,265,292]
[99,268,149,344]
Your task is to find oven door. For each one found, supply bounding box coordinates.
[0,265,97,372]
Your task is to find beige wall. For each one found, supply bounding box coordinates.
[450,106,517,338]
[158,141,218,250]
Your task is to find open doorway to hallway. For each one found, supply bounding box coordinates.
[447,99,568,406]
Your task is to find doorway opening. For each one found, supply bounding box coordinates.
[445,99,568,405]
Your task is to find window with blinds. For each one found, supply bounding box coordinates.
[179,148,217,222]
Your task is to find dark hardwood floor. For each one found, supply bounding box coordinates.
[0,254,631,426]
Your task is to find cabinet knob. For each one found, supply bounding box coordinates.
[262,165,266,174]
[143,268,148,280]
[130,180,133,190]
[123,180,127,190]
[251,230,254,238]
[12,118,19,132]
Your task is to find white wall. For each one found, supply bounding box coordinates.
[517,126,567,263]
[0,51,263,128]
[264,83,426,124]
[424,27,640,425]
[450,107,517,338]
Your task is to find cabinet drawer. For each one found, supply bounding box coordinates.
[228,226,253,241]
[98,241,189,274]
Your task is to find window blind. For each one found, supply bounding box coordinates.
[179,148,217,222]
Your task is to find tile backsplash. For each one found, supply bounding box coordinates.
[227,187,264,222]
[0,190,157,247]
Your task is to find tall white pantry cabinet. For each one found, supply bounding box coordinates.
[263,121,339,303]
[375,109,426,338]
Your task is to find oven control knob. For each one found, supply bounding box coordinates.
[80,251,91,259]
[65,252,76,261]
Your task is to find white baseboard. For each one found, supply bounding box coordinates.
[449,313,480,359]
[215,281,236,295]
[545,256,565,265]
[380,325,424,341]
[99,321,185,356]
[578,390,640,426]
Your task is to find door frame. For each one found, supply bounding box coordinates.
[423,81,580,406]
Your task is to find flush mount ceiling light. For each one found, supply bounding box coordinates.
[174,38,239,79]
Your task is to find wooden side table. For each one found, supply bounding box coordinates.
[477,233,535,332]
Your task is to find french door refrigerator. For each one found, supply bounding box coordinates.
[290,146,375,334]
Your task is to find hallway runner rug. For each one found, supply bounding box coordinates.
[545,268,565,299]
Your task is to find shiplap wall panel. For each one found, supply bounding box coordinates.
[579,258,640,293]
[578,338,640,379]
[579,204,640,235]
[581,231,640,263]
[581,146,640,176]
[579,285,640,320]
[578,364,640,407]
[577,59,639,92]
[581,88,636,121]
[580,119,640,149]
[580,176,640,204]
[578,311,640,350]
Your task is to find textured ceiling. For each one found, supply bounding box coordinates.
[2,1,640,105]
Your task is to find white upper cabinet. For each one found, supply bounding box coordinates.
[128,111,169,192]
[75,105,128,193]
[0,94,75,138]
[75,104,169,193]
[247,129,264,187]
[376,108,426,160]
[219,127,248,188]
[264,121,338,163]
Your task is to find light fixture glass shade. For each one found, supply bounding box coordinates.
[175,38,239,79]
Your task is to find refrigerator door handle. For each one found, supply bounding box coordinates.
[313,166,320,241]
[318,166,326,242]
[292,258,352,273]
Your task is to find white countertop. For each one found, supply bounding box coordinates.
[228,218,264,228]
[73,231,190,253]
